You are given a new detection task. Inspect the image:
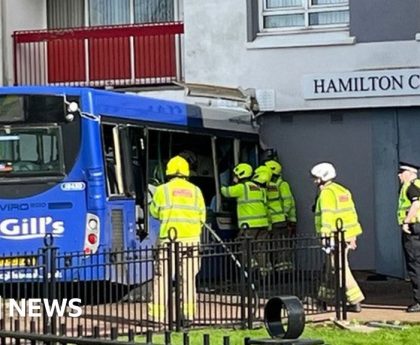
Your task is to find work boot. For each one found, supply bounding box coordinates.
[316,300,328,312]
[347,303,362,313]
[407,303,420,313]
[181,319,193,329]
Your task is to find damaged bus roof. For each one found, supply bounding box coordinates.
[0,86,258,135]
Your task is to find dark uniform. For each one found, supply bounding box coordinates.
[398,169,420,312]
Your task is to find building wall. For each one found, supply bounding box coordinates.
[182,1,420,275]
[350,0,420,42]
[0,1,4,85]
[183,0,420,112]
[259,110,376,270]
[1,0,46,85]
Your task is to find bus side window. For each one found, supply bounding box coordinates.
[105,146,118,194]
[102,124,121,196]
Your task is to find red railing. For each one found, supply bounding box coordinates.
[13,22,184,87]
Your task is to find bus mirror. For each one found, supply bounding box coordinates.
[64,101,79,122]
[65,113,75,122]
[67,102,79,113]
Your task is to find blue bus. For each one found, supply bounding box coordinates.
[0,86,259,282]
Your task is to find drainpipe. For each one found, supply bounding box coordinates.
[0,0,8,86]
[0,0,4,85]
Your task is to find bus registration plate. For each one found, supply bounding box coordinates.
[0,256,36,267]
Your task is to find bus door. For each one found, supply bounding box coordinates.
[102,123,153,284]
[212,137,259,241]
[102,123,152,247]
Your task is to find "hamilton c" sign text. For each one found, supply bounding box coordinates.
[303,68,420,100]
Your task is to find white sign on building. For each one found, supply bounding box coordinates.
[303,68,420,100]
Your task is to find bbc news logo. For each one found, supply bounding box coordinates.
[0,298,82,318]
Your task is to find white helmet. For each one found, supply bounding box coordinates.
[311,162,336,182]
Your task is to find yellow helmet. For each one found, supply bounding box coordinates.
[233,163,253,179]
[166,155,190,177]
[265,160,282,175]
[253,165,272,184]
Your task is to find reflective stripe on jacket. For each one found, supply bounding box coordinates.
[267,181,286,224]
[273,177,297,222]
[397,179,420,225]
[221,181,268,229]
[150,177,206,240]
[315,182,362,240]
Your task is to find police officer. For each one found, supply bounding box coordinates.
[265,160,297,235]
[397,162,420,313]
[252,165,273,273]
[311,162,365,312]
[221,163,268,267]
[148,155,206,326]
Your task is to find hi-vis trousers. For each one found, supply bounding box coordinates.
[318,246,365,305]
[148,238,201,323]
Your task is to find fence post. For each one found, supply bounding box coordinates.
[338,224,347,321]
[174,241,181,332]
[41,233,57,344]
[240,236,252,329]
[240,237,246,328]
[42,235,53,335]
[49,245,58,336]
[333,230,341,321]
[246,236,254,330]
[167,241,174,331]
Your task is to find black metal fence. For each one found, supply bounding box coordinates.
[0,231,346,343]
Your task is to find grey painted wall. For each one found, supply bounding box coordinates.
[371,110,403,277]
[350,0,420,42]
[260,110,375,270]
[260,107,420,276]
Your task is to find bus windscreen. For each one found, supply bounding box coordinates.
[0,126,64,176]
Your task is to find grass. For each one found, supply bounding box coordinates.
[133,324,420,345]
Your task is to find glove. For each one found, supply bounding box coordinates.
[287,222,297,236]
[402,223,411,234]
[322,247,333,254]
[321,236,335,254]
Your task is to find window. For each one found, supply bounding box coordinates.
[134,0,174,24]
[47,0,176,29]
[47,0,85,29]
[0,126,63,175]
[89,0,132,26]
[261,0,349,31]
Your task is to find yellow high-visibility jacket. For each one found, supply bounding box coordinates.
[273,177,297,223]
[315,182,362,240]
[397,179,420,225]
[267,181,286,224]
[150,177,206,240]
[221,180,269,229]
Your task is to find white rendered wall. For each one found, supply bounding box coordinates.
[2,0,46,85]
[183,0,420,112]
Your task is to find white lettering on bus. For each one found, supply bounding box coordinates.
[0,217,64,239]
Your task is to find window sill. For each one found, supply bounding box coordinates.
[246,30,355,49]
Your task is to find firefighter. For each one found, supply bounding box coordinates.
[311,162,365,312]
[148,155,206,327]
[221,163,268,268]
[252,165,273,274]
[265,160,297,235]
[264,161,294,272]
[397,162,420,312]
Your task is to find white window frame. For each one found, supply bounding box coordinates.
[259,0,349,33]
